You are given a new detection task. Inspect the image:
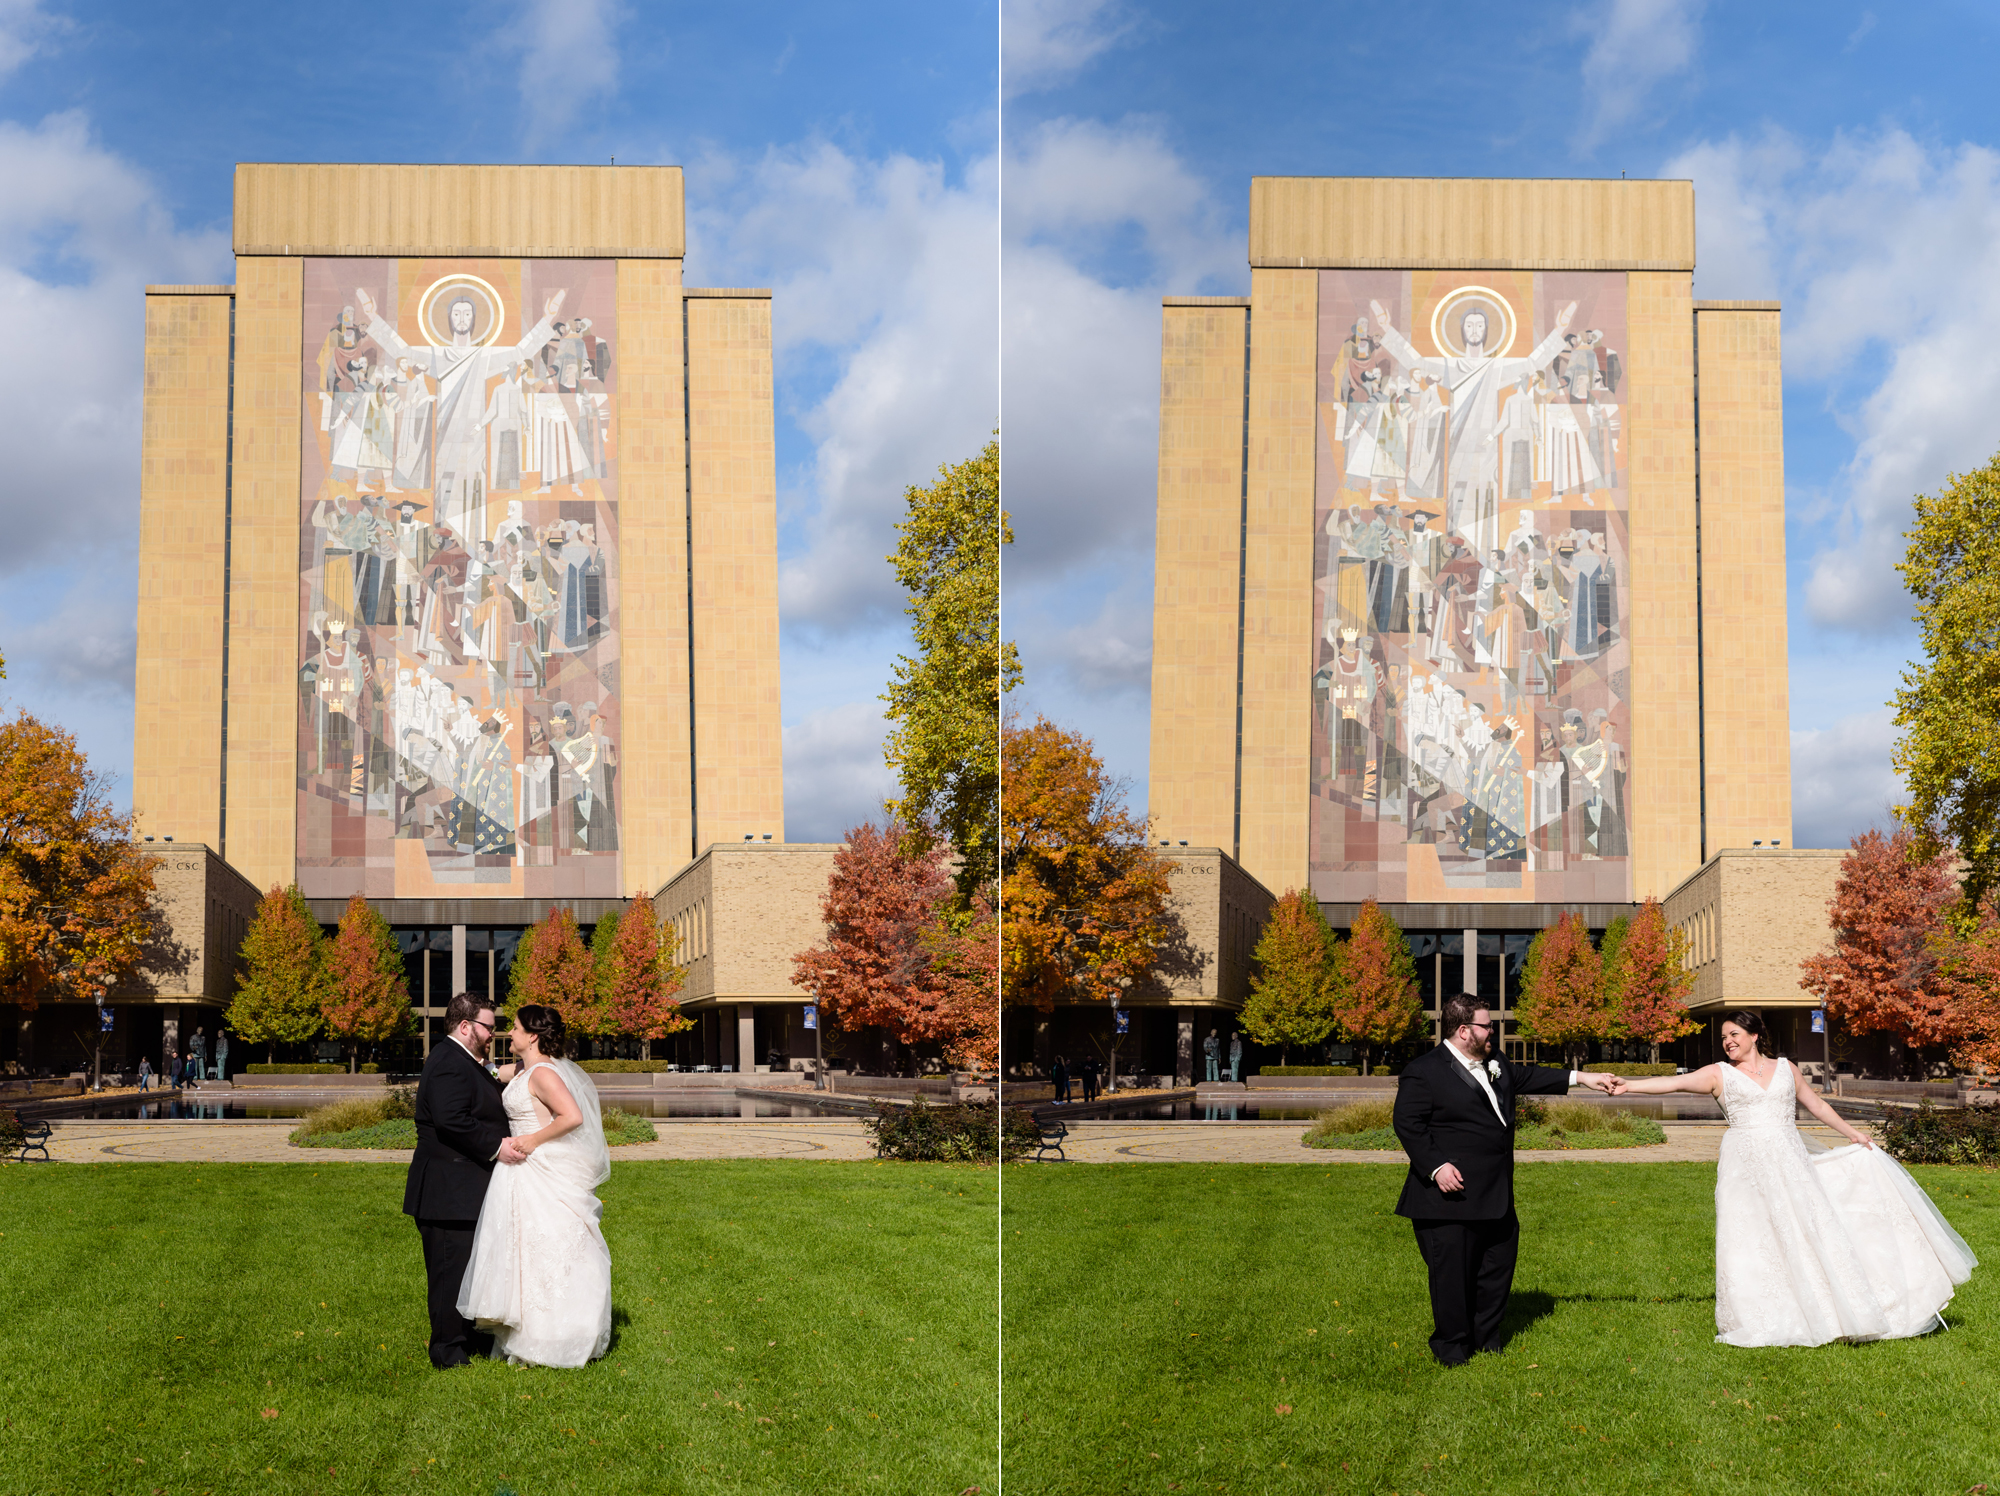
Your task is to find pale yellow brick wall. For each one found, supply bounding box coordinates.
[1149,302,1249,853]
[616,258,695,894]
[1696,305,1792,852]
[1625,271,1702,900]
[112,843,261,1006]
[1237,268,1318,894]
[225,257,304,894]
[685,295,785,851]
[1665,849,1840,1012]
[657,845,838,1004]
[135,291,232,849]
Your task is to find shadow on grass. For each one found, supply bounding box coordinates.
[1494,1287,1718,1348]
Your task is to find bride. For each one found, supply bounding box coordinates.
[457,1004,614,1367]
[1615,1009,1976,1347]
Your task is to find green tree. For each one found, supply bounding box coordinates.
[321,892,410,1071]
[882,438,1016,903]
[1239,890,1339,1065]
[1331,899,1423,1075]
[1608,898,1699,1063]
[1514,913,1608,1071]
[1895,451,2000,908]
[1596,913,1631,1014]
[229,885,330,1063]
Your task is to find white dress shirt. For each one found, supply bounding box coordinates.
[1431,1045,1583,1180]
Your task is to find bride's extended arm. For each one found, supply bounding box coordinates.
[1614,1063,1722,1097]
[517,1066,585,1155]
[1793,1064,1875,1148]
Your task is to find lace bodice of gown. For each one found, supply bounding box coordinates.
[502,1064,548,1133]
[1718,1058,1797,1131]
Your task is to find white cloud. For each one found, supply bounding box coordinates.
[1575,0,1706,148]
[0,0,64,79]
[687,139,998,632]
[1790,708,1903,851]
[510,0,622,145]
[0,110,228,779]
[1669,128,2000,631]
[1002,0,1132,98]
[782,700,896,844]
[1001,117,1237,583]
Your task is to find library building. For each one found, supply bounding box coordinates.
[15,163,840,1080]
[1018,175,1851,1085]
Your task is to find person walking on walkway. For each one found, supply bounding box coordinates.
[1080,1055,1102,1105]
[1051,1055,1071,1105]
[169,1052,183,1089]
[137,1057,152,1092]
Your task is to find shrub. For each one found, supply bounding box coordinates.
[1593,1062,1678,1077]
[1302,1100,1395,1145]
[1517,1097,1666,1145]
[1879,1100,2000,1165]
[1258,1066,1360,1077]
[293,1092,652,1150]
[575,1060,671,1073]
[0,1108,22,1147]
[248,1063,348,1075]
[601,1107,659,1145]
[866,1096,1017,1162]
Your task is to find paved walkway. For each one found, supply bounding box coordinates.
[40,1120,878,1164]
[1048,1120,1861,1165]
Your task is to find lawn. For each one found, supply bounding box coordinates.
[0,1160,996,1495]
[1001,1161,2000,1495]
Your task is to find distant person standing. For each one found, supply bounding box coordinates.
[137,1057,152,1092]
[1228,1033,1243,1083]
[1080,1056,1102,1105]
[168,1051,182,1089]
[1203,1031,1220,1083]
[1051,1055,1071,1105]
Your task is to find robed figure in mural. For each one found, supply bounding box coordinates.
[1368,297,1576,557]
[355,286,568,547]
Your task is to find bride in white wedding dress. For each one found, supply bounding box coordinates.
[457,1004,614,1367]
[1616,1009,1976,1348]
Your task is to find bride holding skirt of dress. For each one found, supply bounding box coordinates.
[458,1004,614,1368]
[1614,1009,1975,1348]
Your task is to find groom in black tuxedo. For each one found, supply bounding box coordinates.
[1393,993,1618,1366]
[402,992,524,1368]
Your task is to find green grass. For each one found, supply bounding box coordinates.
[1002,1162,2000,1495]
[1303,1101,1667,1151]
[0,1160,995,1494]
[295,1108,662,1150]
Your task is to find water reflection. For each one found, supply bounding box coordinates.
[45,1095,857,1122]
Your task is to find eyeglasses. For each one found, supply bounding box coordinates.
[469,1018,495,1034]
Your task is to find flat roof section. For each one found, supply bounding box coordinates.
[1248,176,1695,270]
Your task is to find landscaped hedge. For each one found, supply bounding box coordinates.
[247,1064,344,1075]
[867,1097,1029,1163]
[1592,1063,1678,1077]
[1878,1100,2000,1165]
[1258,1066,1360,1077]
[575,1060,672,1073]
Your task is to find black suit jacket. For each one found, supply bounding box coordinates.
[1392,1043,1574,1221]
[401,1038,509,1221]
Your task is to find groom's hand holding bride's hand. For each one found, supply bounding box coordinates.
[1575,1072,1624,1094]
[498,1137,529,1166]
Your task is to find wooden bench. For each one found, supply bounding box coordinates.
[1032,1118,1068,1162]
[13,1120,50,1163]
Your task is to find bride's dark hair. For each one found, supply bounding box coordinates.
[512,1004,569,1059]
[1720,1009,1772,1057]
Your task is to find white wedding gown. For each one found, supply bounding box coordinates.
[457,1059,614,1367]
[1714,1057,1976,1347]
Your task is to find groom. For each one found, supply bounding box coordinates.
[1392,994,1620,1366]
[402,992,524,1369]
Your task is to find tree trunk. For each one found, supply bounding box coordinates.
[1361,1044,1372,1077]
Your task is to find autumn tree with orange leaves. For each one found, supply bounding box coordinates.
[1514,913,1607,1071]
[1606,897,1698,1063]
[0,711,161,1011]
[1000,717,1177,1010]
[599,892,692,1046]
[321,892,410,1070]
[1331,899,1423,1075]
[507,907,596,1037]
[1799,827,1960,1056]
[792,821,996,1070]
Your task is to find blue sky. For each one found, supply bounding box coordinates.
[0,0,995,844]
[1002,0,2000,851]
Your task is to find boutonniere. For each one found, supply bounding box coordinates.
[1486,1060,1502,1081]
